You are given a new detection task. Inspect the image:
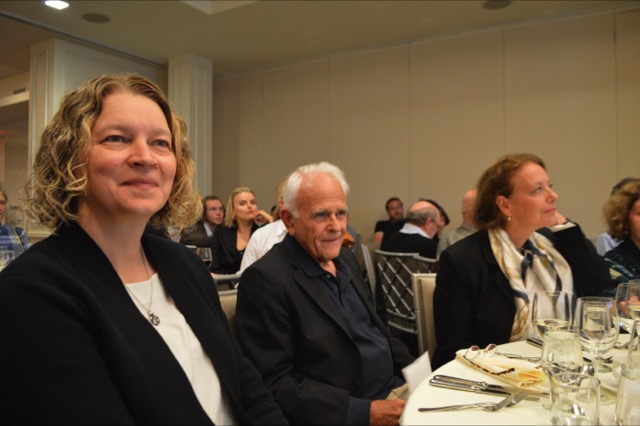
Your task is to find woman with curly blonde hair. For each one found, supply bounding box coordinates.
[0,74,286,425]
[603,179,640,287]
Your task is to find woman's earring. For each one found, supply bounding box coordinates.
[507,216,511,222]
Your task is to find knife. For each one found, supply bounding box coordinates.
[430,375,543,399]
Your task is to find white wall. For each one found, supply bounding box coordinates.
[212,8,640,241]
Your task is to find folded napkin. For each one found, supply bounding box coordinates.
[455,349,549,393]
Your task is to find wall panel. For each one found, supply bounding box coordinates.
[329,45,410,237]
[505,13,617,235]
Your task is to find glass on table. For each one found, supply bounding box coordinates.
[629,320,640,364]
[615,362,640,426]
[0,248,16,271]
[196,247,212,266]
[575,297,619,375]
[615,280,640,337]
[541,330,584,410]
[550,372,600,426]
[532,291,574,339]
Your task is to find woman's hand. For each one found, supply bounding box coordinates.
[255,210,274,224]
[553,211,567,226]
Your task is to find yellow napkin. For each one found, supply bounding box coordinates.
[455,349,549,393]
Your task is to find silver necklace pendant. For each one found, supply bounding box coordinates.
[148,311,160,326]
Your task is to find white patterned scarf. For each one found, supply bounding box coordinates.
[488,228,573,341]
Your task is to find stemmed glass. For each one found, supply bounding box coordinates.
[575,296,619,375]
[531,291,574,340]
[615,280,640,344]
[196,247,213,267]
[540,330,584,410]
[0,248,16,271]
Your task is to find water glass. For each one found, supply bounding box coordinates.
[551,373,600,426]
[615,362,640,426]
[629,320,640,364]
[541,330,584,410]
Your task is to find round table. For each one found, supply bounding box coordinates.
[401,339,627,425]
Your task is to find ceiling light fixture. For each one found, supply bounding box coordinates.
[44,1,69,10]
[483,0,511,10]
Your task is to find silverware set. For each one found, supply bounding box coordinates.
[419,389,530,412]
[418,375,539,413]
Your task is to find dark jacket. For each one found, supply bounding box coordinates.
[432,225,611,370]
[236,236,414,425]
[0,222,287,425]
[381,231,438,259]
[180,221,215,247]
[210,223,259,274]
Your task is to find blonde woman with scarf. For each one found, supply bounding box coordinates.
[431,153,610,369]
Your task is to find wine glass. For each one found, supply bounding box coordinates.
[0,248,16,271]
[575,296,619,375]
[196,247,212,266]
[615,280,640,339]
[629,319,640,364]
[541,329,584,410]
[531,291,574,339]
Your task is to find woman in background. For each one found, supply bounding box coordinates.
[0,74,286,425]
[210,187,272,274]
[603,179,640,289]
[432,153,610,369]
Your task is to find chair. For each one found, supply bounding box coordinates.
[218,289,238,334]
[412,273,437,359]
[413,255,438,273]
[361,241,381,299]
[213,273,241,291]
[374,249,421,334]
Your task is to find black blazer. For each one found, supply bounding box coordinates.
[0,222,286,425]
[210,223,259,274]
[381,231,438,259]
[432,225,611,369]
[236,237,414,425]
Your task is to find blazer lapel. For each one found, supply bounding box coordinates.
[478,230,516,304]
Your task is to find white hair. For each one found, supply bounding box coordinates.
[283,161,349,217]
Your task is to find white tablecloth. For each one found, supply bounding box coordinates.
[401,339,627,425]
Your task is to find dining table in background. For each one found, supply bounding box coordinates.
[401,338,630,425]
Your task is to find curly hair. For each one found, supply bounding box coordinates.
[604,180,640,240]
[26,73,202,230]
[474,153,546,230]
[224,187,256,227]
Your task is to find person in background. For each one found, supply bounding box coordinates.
[236,162,414,426]
[381,200,440,259]
[0,74,287,425]
[373,197,405,243]
[602,179,640,291]
[419,198,449,240]
[436,189,478,258]
[180,195,224,247]
[210,187,273,275]
[239,179,287,274]
[0,188,32,256]
[595,177,639,256]
[432,153,610,369]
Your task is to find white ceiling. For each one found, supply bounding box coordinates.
[1,0,638,81]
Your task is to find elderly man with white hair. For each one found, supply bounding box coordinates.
[236,161,414,426]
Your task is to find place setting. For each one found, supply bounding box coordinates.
[403,285,640,425]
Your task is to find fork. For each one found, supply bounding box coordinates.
[418,391,524,412]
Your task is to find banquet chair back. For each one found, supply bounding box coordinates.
[361,241,381,300]
[218,289,238,334]
[412,273,437,359]
[413,255,438,273]
[213,273,241,291]
[375,249,425,334]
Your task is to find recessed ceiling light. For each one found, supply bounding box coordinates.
[483,0,511,10]
[82,13,110,23]
[44,1,69,10]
